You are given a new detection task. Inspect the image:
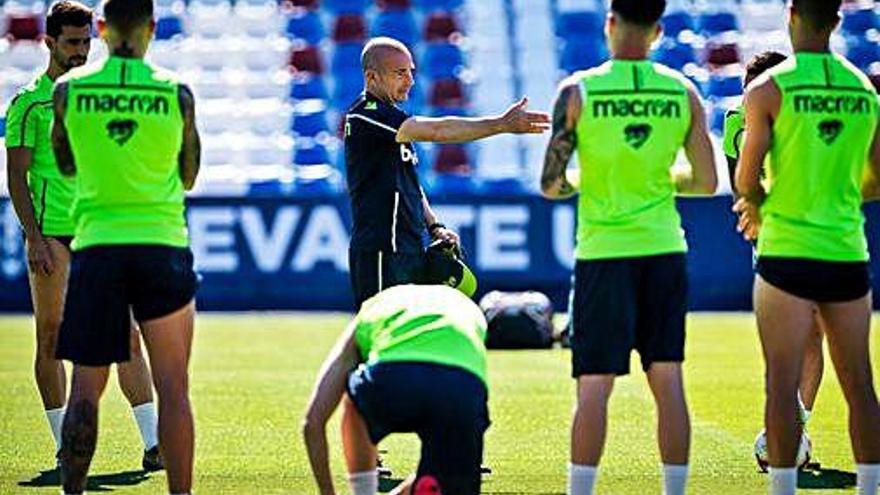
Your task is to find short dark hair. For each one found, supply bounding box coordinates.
[745,51,787,86]
[46,1,93,38]
[792,0,842,31]
[102,0,153,34]
[611,0,666,27]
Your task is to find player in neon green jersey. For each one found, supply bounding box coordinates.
[725,51,826,470]
[540,1,717,494]
[49,0,201,492]
[4,0,162,472]
[304,285,490,495]
[734,0,880,493]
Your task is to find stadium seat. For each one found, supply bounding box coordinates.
[288,0,320,9]
[653,38,697,70]
[0,117,5,138]
[422,42,465,79]
[6,15,41,40]
[842,6,879,35]
[294,143,331,165]
[377,0,410,9]
[290,74,328,100]
[661,11,694,37]
[292,110,330,137]
[705,42,740,66]
[293,165,344,196]
[323,0,370,15]
[332,14,366,43]
[555,11,604,39]
[433,144,470,174]
[424,12,460,42]
[429,173,478,196]
[560,38,608,73]
[285,10,324,45]
[697,11,739,35]
[429,78,466,108]
[710,104,731,135]
[481,177,527,195]
[155,16,184,40]
[412,0,464,11]
[707,74,742,98]
[848,39,880,71]
[331,42,365,75]
[371,9,419,47]
[332,71,364,109]
[290,45,324,74]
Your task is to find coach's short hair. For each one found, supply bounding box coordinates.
[612,0,666,27]
[102,0,153,34]
[793,0,842,31]
[361,37,410,72]
[46,1,93,38]
[745,51,787,85]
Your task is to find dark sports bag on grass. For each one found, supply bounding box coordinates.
[479,291,555,349]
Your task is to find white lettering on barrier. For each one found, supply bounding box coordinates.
[553,204,575,268]
[240,206,300,272]
[292,206,349,271]
[478,205,529,271]
[188,207,238,272]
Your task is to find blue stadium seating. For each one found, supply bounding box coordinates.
[555,11,604,38]
[290,76,328,101]
[294,143,331,165]
[331,42,365,76]
[848,38,880,71]
[842,7,879,35]
[0,117,5,138]
[323,0,370,15]
[653,38,696,70]
[707,74,742,98]
[429,173,478,196]
[155,16,184,41]
[559,38,608,73]
[481,177,527,195]
[661,11,695,37]
[697,11,738,35]
[292,111,330,137]
[371,9,419,47]
[285,10,325,45]
[412,0,464,11]
[422,42,465,79]
[332,71,365,110]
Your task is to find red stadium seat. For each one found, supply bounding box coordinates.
[429,78,466,108]
[433,144,470,174]
[6,15,41,41]
[332,14,366,43]
[705,42,740,67]
[377,0,411,10]
[424,12,460,42]
[289,45,325,74]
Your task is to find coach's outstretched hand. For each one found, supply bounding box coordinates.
[500,98,551,134]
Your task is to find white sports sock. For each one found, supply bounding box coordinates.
[568,463,598,495]
[348,470,378,495]
[46,407,66,452]
[769,467,797,495]
[131,402,158,450]
[663,464,689,495]
[857,464,880,495]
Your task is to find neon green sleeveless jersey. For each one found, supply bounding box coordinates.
[354,285,488,386]
[722,106,744,160]
[758,52,879,262]
[5,74,76,236]
[574,60,692,260]
[61,56,187,250]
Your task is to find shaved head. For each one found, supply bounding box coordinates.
[361,37,411,73]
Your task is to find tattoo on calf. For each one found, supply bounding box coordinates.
[60,399,98,492]
[541,85,578,195]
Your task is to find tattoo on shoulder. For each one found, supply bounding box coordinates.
[541,85,579,193]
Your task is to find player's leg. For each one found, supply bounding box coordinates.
[572,375,615,464]
[116,322,161,470]
[646,363,690,460]
[341,396,379,495]
[754,275,813,495]
[59,365,110,494]
[139,301,195,493]
[817,295,880,492]
[27,237,71,455]
[798,313,824,417]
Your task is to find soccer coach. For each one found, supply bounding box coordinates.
[344,37,550,308]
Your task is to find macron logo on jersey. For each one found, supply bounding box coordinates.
[592,98,682,119]
[793,94,872,115]
[76,93,170,115]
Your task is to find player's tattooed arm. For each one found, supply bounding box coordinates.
[540,79,581,200]
[303,322,361,495]
[51,82,76,177]
[178,84,201,191]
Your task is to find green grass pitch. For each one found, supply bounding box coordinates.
[1,312,878,494]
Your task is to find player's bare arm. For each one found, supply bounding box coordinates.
[677,82,718,195]
[51,82,75,177]
[862,116,880,201]
[733,76,779,240]
[7,145,54,275]
[422,189,460,246]
[178,83,201,191]
[540,78,581,200]
[303,323,360,495]
[396,97,550,143]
